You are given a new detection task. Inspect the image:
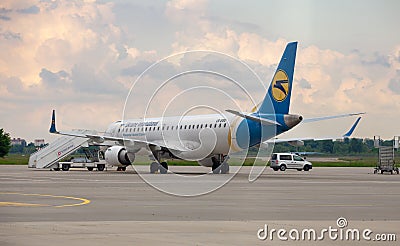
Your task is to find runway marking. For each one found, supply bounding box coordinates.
[0,192,91,208]
[287,204,373,207]
[0,202,49,207]
[309,204,373,207]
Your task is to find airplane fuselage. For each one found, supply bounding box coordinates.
[104,113,301,160]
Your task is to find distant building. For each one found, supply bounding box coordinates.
[11,138,27,147]
[34,139,45,147]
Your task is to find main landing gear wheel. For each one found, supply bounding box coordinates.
[150,162,158,174]
[160,162,168,174]
[212,157,221,174]
[220,161,229,174]
[211,156,230,174]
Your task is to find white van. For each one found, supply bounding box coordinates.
[270,153,312,171]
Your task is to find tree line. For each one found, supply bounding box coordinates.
[0,127,396,157]
[268,138,394,156]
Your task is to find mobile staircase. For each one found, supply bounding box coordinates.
[28,129,95,169]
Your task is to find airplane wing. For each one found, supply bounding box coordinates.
[265,117,362,146]
[49,110,188,152]
[302,112,365,123]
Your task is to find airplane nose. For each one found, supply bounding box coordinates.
[283,114,303,129]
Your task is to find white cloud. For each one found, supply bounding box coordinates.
[1,0,399,141]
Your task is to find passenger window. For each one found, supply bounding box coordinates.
[224,123,227,127]
[280,155,292,161]
[167,126,169,130]
[162,126,165,130]
[214,124,217,128]
[184,125,187,129]
[294,156,304,161]
[188,125,191,129]
[205,124,208,128]
[171,126,174,130]
[180,125,182,130]
[219,123,221,128]
[200,124,203,128]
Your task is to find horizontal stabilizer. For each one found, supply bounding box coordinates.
[225,109,281,126]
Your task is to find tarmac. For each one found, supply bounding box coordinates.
[1,165,399,245]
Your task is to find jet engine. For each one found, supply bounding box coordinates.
[105,146,135,166]
[287,140,304,147]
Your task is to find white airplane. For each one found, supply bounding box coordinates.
[49,42,363,174]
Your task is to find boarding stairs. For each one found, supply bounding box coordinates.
[28,129,96,169]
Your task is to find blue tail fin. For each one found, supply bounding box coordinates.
[257,42,297,115]
[49,110,57,133]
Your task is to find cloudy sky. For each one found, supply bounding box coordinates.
[1,0,399,142]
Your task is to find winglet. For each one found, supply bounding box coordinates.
[49,110,58,133]
[343,117,361,138]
